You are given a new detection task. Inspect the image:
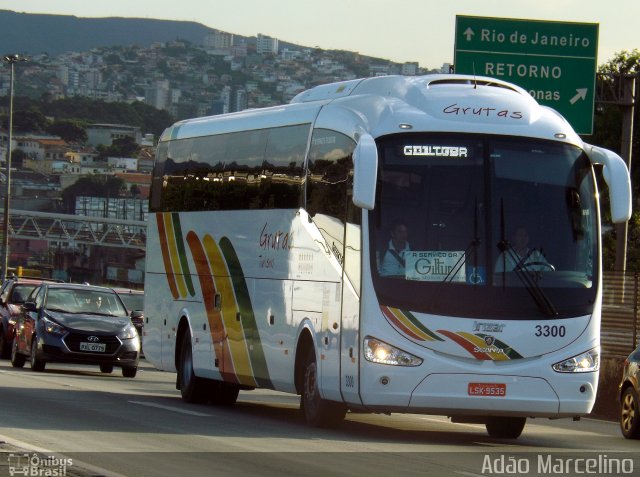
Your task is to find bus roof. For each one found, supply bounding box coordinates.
[160,101,324,142]
[161,74,583,146]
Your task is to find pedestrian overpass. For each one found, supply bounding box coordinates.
[2,208,147,250]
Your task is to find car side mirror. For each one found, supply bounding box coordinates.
[130,310,144,319]
[22,302,37,312]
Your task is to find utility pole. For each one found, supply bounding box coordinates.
[615,75,636,272]
[2,54,28,280]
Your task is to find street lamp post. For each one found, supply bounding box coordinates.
[2,54,27,281]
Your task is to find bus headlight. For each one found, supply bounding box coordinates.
[552,347,600,373]
[364,337,423,367]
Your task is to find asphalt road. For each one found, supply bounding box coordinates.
[0,359,638,477]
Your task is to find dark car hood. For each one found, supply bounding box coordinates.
[47,311,130,332]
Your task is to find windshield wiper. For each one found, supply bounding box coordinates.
[444,197,481,283]
[443,238,480,282]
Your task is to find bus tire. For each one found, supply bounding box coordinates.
[178,330,210,404]
[301,347,346,427]
[485,416,526,438]
[210,381,239,406]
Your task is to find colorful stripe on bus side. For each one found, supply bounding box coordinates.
[157,213,273,388]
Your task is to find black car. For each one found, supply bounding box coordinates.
[619,343,640,439]
[10,283,140,377]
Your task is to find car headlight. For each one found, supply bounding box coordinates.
[552,347,600,373]
[43,317,66,336]
[118,323,139,340]
[364,336,423,366]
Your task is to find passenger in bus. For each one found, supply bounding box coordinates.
[379,221,410,277]
[495,226,551,272]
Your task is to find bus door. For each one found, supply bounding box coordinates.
[340,220,362,405]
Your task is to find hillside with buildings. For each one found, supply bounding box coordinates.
[1,10,443,117]
[0,9,445,215]
[0,10,446,284]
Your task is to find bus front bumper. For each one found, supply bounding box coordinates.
[358,373,596,418]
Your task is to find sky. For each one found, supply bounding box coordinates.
[1,0,638,68]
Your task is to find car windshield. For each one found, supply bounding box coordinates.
[45,289,128,316]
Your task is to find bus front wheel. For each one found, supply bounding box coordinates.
[485,416,526,438]
[301,347,347,427]
[210,381,239,406]
[178,330,210,404]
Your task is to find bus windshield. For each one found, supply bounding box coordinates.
[370,133,598,320]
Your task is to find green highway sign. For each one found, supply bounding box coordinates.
[454,16,598,135]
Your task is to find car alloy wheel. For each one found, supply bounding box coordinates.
[620,387,640,439]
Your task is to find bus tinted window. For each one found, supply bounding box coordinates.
[151,124,310,212]
[306,129,357,222]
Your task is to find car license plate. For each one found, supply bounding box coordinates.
[468,383,506,397]
[80,342,106,353]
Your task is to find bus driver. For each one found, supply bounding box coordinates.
[379,222,410,277]
[495,226,552,272]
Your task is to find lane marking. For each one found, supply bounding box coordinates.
[128,400,212,416]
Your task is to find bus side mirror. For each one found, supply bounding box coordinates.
[586,144,632,223]
[352,133,378,210]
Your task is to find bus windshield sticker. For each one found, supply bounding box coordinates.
[405,251,466,282]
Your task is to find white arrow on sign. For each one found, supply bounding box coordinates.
[464,27,475,41]
[570,88,588,105]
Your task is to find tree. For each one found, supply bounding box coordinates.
[61,175,126,213]
[96,136,140,160]
[593,49,640,271]
[47,119,88,144]
[599,50,640,76]
[6,107,48,132]
[0,96,174,138]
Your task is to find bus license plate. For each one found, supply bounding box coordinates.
[468,383,506,397]
[80,342,106,353]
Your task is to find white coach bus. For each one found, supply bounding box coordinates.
[143,74,631,438]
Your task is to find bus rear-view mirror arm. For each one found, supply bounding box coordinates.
[353,133,378,210]
[585,144,632,224]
